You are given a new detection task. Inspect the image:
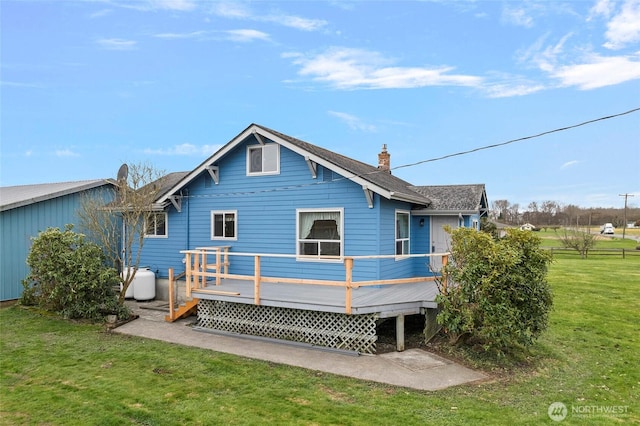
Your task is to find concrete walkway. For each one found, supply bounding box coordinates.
[113,301,487,391]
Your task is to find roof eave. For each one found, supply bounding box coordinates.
[0,180,115,212]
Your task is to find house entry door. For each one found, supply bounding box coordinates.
[430,216,459,272]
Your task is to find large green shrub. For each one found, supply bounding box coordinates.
[21,225,129,321]
[436,227,553,355]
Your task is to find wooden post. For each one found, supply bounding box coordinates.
[216,248,221,286]
[223,247,229,277]
[168,268,175,320]
[396,314,405,352]
[185,252,192,299]
[345,257,353,315]
[193,251,201,291]
[254,255,261,305]
[441,254,448,292]
[201,250,207,289]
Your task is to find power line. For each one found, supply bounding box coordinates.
[392,107,640,171]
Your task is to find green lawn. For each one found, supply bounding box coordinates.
[1,256,638,425]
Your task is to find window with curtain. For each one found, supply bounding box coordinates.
[297,209,342,259]
[211,211,237,240]
[395,211,410,256]
[144,212,167,238]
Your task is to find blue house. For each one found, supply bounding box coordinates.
[0,179,116,302]
[137,124,488,353]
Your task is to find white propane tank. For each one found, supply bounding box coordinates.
[120,267,135,299]
[133,267,156,301]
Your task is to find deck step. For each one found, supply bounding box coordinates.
[165,298,198,322]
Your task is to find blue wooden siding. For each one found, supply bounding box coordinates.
[137,138,427,282]
[0,186,114,301]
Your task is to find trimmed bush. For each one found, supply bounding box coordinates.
[436,227,553,355]
[21,225,129,321]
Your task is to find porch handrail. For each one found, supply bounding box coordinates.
[179,248,449,314]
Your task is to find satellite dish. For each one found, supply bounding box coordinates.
[116,163,129,183]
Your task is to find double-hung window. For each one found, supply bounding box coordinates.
[395,210,410,256]
[297,208,343,260]
[144,212,167,238]
[247,143,279,175]
[211,211,237,240]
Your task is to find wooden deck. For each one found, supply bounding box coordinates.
[191,277,439,318]
[165,248,446,352]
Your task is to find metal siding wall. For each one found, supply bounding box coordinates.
[1,187,113,301]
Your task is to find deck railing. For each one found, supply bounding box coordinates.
[169,247,449,316]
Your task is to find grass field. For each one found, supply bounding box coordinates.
[1,255,638,425]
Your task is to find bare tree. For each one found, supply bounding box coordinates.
[491,199,510,222]
[79,163,166,304]
[556,228,597,259]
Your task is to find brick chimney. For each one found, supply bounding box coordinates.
[378,144,391,173]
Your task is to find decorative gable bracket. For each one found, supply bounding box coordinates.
[362,186,374,209]
[206,166,219,184]
[305,156,317,179]
[253,130,267,145]
[168,195,182,213]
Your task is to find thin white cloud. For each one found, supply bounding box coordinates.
[263,14,327,32]
[285,47,483,90]
[328,111,377,132]
[154,29,269,43]
[588,0,615,20]
[89,9,112,19]
[144,143,221,156]
[211,2,327,32]
[56,149,80,158]
[502,5,534,28]
[483,82,546,98]
[0,80,43,88]
[151,0,196,11]
[603,0,640,49]
[96,38,137,50]
[225,29,270,42]
[551,52,640,89]
[561,160,579,169]
[154,31,209,40]
[103,0,195,12]
[211,2,251,19]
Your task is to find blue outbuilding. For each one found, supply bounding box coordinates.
[0,179,116,302]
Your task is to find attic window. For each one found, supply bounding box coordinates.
[247,144,279,176]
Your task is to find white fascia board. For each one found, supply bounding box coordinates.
[156,126,260,205]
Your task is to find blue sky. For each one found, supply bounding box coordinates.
[2,0,639,209]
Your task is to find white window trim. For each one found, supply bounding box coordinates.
[144,212,168,238]
[395,210,410,259]
[246,143,280,176]
[210,210,238,241]
[296,207,344,262]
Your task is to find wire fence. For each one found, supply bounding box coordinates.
[544,247,640,259]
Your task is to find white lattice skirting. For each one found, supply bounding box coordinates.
[195,300,379,354]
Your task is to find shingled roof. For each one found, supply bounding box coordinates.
[157,123,432,206]
[410,184,487,213]
[257,124,431,204]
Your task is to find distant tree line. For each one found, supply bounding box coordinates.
[490,199,640,228]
